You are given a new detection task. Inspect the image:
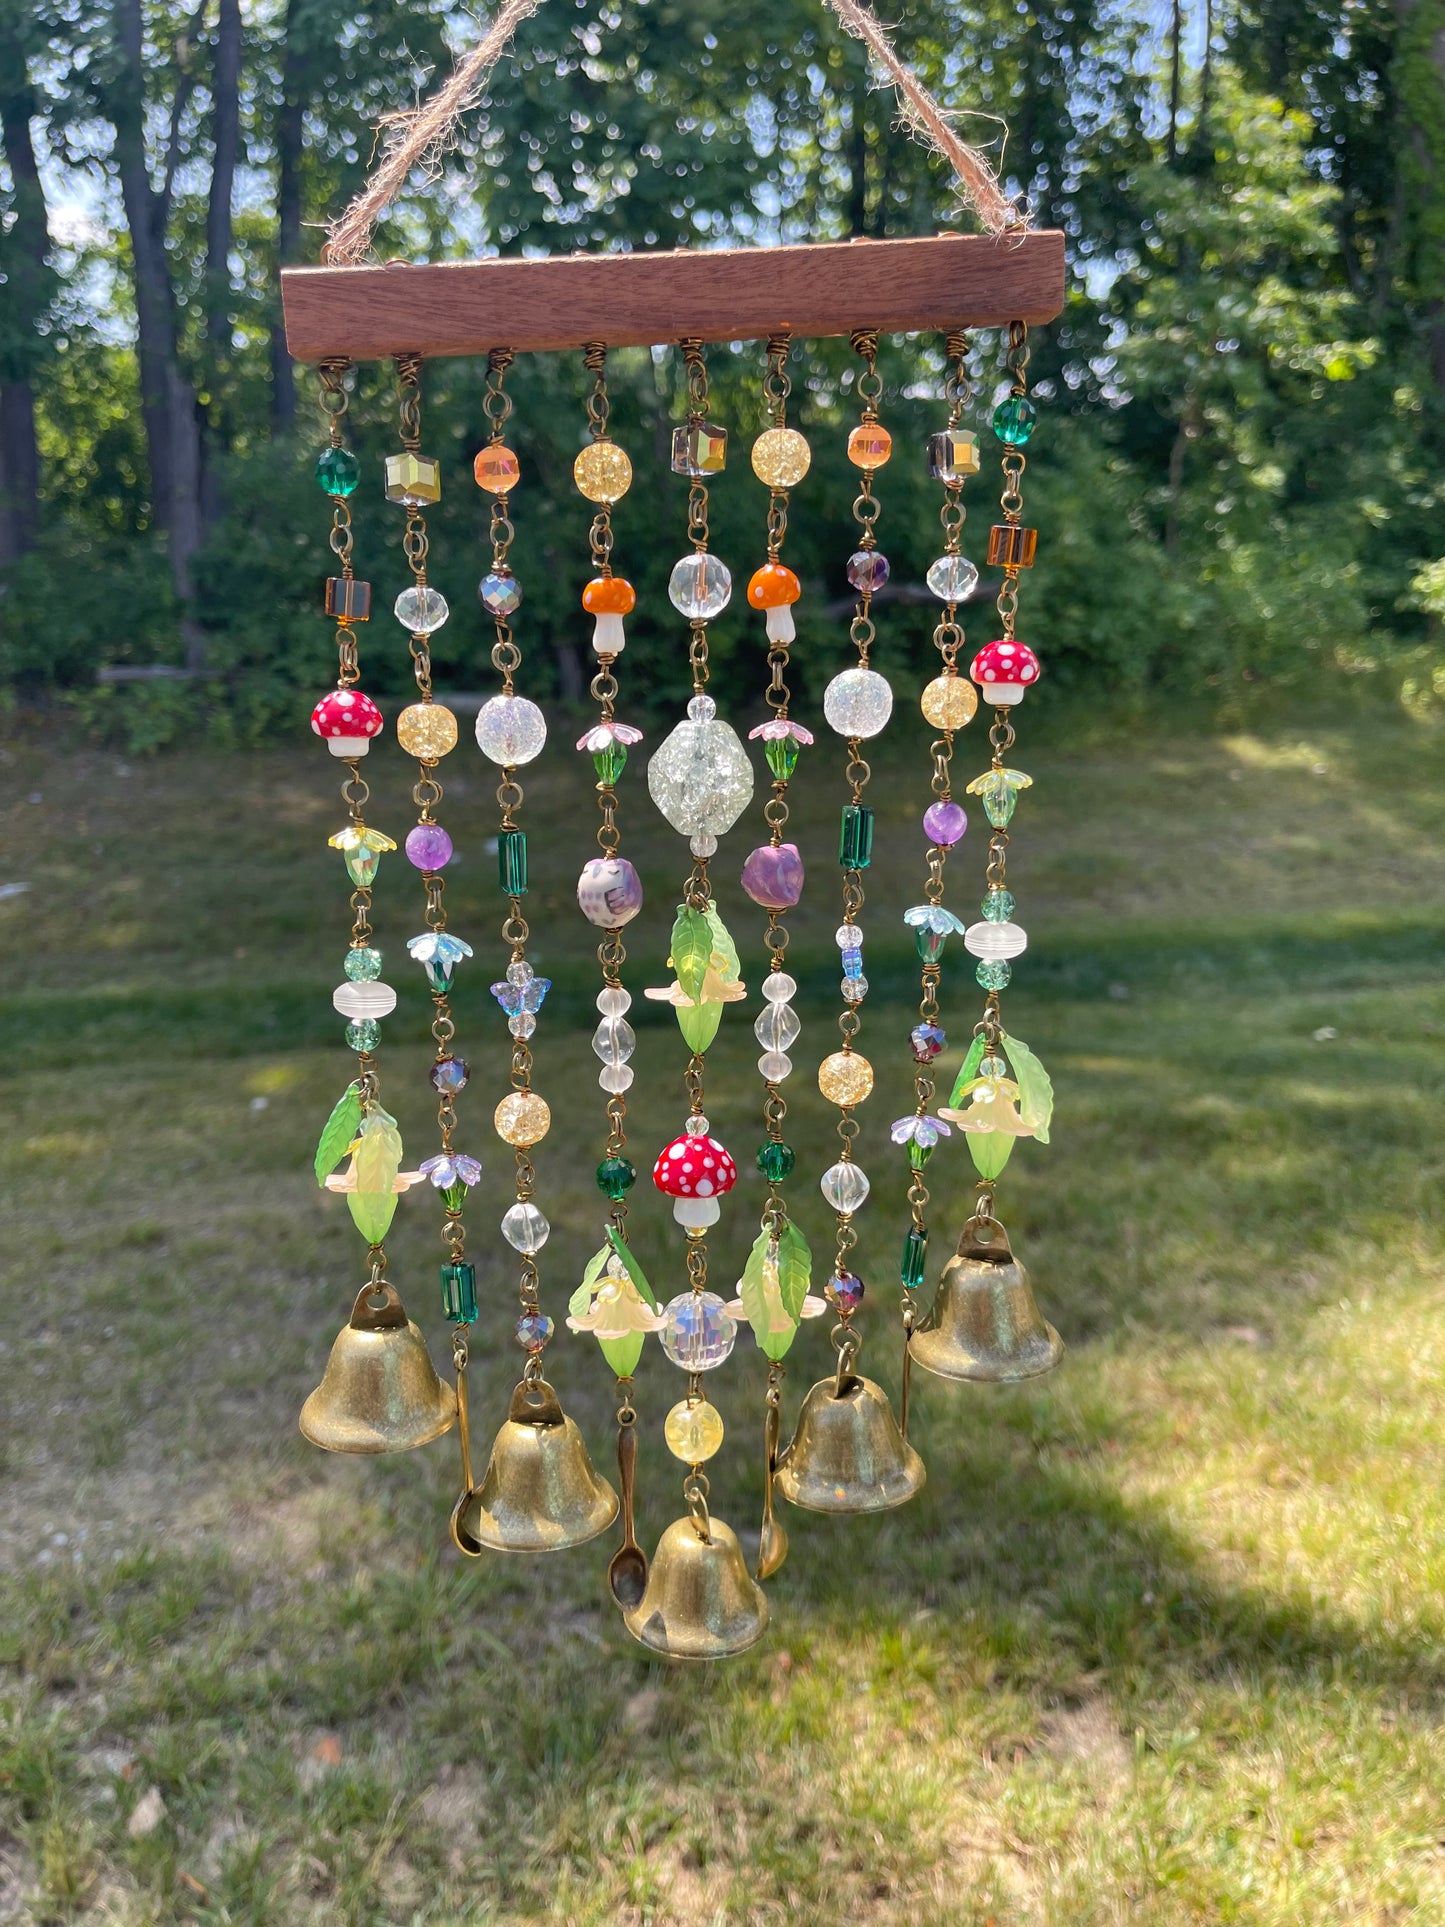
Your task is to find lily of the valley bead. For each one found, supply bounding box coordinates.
[329,824,396,886]
[406,929,473,992]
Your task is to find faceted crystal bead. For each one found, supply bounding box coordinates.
[394,585,449,634]
[914,925,948,965]
[911,1021,945,1059]
[508,1012,536,1040]
[501,1202,550,1253]
[345,1018,379,1051]
[688,693,716,722]
[751,426,811,487]
[847,422,892,469]
[921,674,978,731]
[476,695,547,767]
[926,554,979,603]
[664,1397,725,1463]
[965,919,1027,960]
[494,1090,551,1146]
[841,976,868,1003]
[823,667,893,739]
[405,822,453,871]
[982,888,1016,920]
[384,451,441,506]
[516,1312,553,1352]
[440,1261,478,1324]
[846,549,890,593]
[838,804,875,869]
[829,1270,865,1313]
[574,440,633,503]
[431,1055,469,1094]
[316,445,360,497]
[757,1051,793,1081]
[762,972,797,1003]
[993,395,1038,445]
[646,713,754,837]
[976,959,1012,990]
[764,735,799,781]
[926,429,981,481]
[923,800,967,846]
[345,946,383,981]
[397,703,459,760]
[659,1291,737,1371]
[754,1002,800,1052]
[757,1140,795,1181]
[979,1053,1009,1079]
[900,1226,928,1290]
[596,1155,637,1199]
[820,1161,870,1213]
[592,1016,636,1064]
[599,1063,634,1094]
[473,443,521,494]
[334,980,397,1020]
[592,743,627,786]
[498,829,528,896]
[478,570,522,615]
[670,423,727,476]
[819,1050,873,1106]
[683,1114,711,1137]
[668,553,732,620]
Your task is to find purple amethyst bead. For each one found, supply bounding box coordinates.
[828,1270,865,1313]
[405,821,454,871]
[741,841,805,911]
[430,1054,469,1095]
[923,800,967,847]
[846,549,890,594]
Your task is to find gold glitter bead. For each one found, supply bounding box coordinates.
[494,1090,551,1147]
[751,426,812,488]
[847,422,892,471]
[573,440,633,504]
[920,674,978,731]
[396,701,459,760]
[473,443,521,494]
[664,1397,724,1464]
[818,1050,874,1106]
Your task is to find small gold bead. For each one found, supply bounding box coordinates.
[818,1050,874,1107]
[494,1090,551,1147]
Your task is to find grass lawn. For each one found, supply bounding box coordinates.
[1,698,1443,1925]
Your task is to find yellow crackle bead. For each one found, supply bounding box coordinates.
[396,702,459,760]
[573,440,633,504]
[494,1090,551,1147]
[920,674,978,732]
[664,1397,724,1464]
[818,1050,874,1107]
[751,427,812,489]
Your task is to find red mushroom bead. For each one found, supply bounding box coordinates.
[969,639,1040,707]
[652,1131,738,1200]
[311,687,384,757]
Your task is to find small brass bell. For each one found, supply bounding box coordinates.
[623,1489,770,1661]
[909,1215,1063,1383]
[300,1279,457,1454]
[457,1375,618,1553]
[774,1350,925,1514]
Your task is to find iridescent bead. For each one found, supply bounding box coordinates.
[920,674,978,732]
[993,395,1038,445]
[976,959,1012,990]
[396,703,459,760]
[840,945,863,977]
[979,1053,1009,1079]
[911,1021,945,1060]
[573,440,633,504]
[494,1090,550,1146]
[823,667,893,739]
[500,1202,550,1253]
[474,443,521,494]
[659,1291,736,1370]
[515,1312,553,1352]
[664,1397,725,1463]
[846,549,890,593]
[383,452,441,506]
[750,427,811,488]
[828,1270,865,1313]
[820,1160,870,1212]
[405,822,453,871]
[345,1018,379,1051]
[475,694,547,766]
[596,1156,637,1199]
[923,800,967,846]
[344,946,383,982]
[670,423,727,475]
[757,1140,795,1181]
[431,1055,469,1094]
[668,553,732,620]
[925,554,979,603]
[982,888,1016,921]
[847,422,892,469]
[926,429,980,481]
[818,1050,873,1106]
[478,570,522,615]
[315,445,359,497]
[394,585,449,634]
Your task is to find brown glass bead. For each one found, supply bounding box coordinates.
[324,576,371,622]
[986,524,1038,569]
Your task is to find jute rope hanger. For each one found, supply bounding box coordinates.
[323,0,1027,267]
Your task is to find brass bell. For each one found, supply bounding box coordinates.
[909,1215,1063,1383]
[774,1349,925,1515]
[300,1279,457,1454]
[456,1375,618,1553]
[623,1492,770,1661]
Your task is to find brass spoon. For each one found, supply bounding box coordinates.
[607,1419,647,1608]
[756,1399,789,1581]
[447,1352,483,1558]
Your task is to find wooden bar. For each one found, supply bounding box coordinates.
[282,230,1066,363]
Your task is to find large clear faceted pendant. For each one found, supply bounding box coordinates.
[646,695,755,838]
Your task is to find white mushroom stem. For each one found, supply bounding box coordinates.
[672,1195,722,1228]
[592,613,625,654]
[765,605,796,644]
[327,735,374,758]
[987,684,1027,706]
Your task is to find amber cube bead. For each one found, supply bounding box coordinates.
[384,452,442,506]
[986,524,1038,569]
[324,576,371,622]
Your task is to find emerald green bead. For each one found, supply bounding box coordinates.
[344,946,383,981]
[993,396,1037,447]
[764,735,800,782]
[441,1260,478,1324]
[757,1140,796,1182]
[596,1156,637,1199]
[592,744,628,786]
[498,829,528,896]
[838,804,875,870]
[976,959,1012,990]
[981,888,1015,922]
[345,1017,380,1051]
[442,1181,469,1211]
[907,1138,933,1171]
[900,1226,927,1290]
[315,445,360,496]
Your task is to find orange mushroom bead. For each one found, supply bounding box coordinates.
[747,563,801,610]
[582,575,636,615]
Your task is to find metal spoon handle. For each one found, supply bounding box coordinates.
[617,1416,639,1548]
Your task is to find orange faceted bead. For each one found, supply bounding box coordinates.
[473,443,521,494]
[847,422,893,471]
[747,563,801,610]
[582,575,637,615]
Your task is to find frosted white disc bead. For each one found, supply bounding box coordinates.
[963,919,1028,961]
[333,982,397,1019]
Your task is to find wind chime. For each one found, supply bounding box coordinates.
[287,0,1068,1660]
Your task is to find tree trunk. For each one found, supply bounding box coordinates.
[1167,0,1183,164]
[847,59,869,236]
[270,0,306,431]
[0,18,53,564]
[206,0,240,376]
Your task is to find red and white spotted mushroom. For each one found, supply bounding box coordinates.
[652,1125,739,1229]
[311,687,384,758]
[969,639,1040,707]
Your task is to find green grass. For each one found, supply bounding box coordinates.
[2,703,1444,1924]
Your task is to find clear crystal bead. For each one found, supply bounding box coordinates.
[823,666,894,740]
[508,1012,536,1039]
[599,1062,634,1093]
[646,714,754,837]
[596,986,632,1016]
[687,694,717,723]
[394,585,449,634]
[501,1202,550,1253]
[475,693,547,766]
[689,832,719,857]
[659,1291,737,1370]
[835,924,863,949]
[820,1160,870,1212]
[841,976,868,1002]
[668,553,732,620]
[683,1114,710,1137]
[507,960,534,985]
[925,554,980,603]
[762,972,798,1003]
[592,1016,636,1063]
[754,1003,800,1051]
[758,1051,793,1081]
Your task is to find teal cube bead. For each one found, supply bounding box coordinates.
[838,804,875,870]
[441,1261,478,1324]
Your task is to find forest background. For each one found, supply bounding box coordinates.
[0,0,1443,748]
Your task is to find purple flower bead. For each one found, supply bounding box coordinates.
[923,800,967,847]
[741,841,805,910]
[406,821,454,870]
[846,549,890,593]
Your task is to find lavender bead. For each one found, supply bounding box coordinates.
[741,841,805,910]
[576,855,643,928]
[846,549,890,593]
[405,821,454,870]
[923,800,967,847]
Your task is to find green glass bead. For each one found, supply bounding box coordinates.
[757,1140,796,1182]
[907,1138,934,1172]
[914,926,948,964]
[976,959,1012,990]
[838,804,875,870]
[344,946,383,981]
[442,1181,469,1211]
[498,829,528,896]
[316,445,360,497]
[592,744,628,786]
[900,1226,927,1290]
[596,1156,637,1199]
[764,735,800,782]
[982,888,1015,922]
[993,395,1037,446]
[440,1260,478,1324]
[346,1017,380,1051]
